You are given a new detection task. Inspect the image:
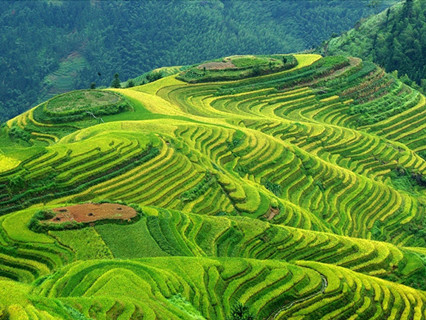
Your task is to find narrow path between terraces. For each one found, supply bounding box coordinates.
[268,273,328,320]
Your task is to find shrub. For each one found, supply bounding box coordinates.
[146,71,163,83]
[8,124,31,142]
[270,198,279,209]
[227,302,254,320]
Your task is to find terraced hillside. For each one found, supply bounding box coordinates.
[0,54,425,319]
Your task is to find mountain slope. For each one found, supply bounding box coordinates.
[0,54,425,319]
[0,0,397,123]
[320,0,426,90]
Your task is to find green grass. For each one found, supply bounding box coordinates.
[43,206,423,290]
[0,154,20,173]
[50,228,113,260]
[44,90,123,116]
[26,256,426,320]
[95,218,168,259]
[0,280,31,306]
[167,294,206,320]
[0,53,425,319]
[2,208,54,244]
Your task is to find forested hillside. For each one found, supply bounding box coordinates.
[0,0,396,123]
[320,0,426,91]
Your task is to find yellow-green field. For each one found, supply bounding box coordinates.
[0,54,425,319]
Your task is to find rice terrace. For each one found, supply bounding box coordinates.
[0,52,425,319]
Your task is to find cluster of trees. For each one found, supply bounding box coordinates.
[373,0,425,89]
[0,0,394,123]
[322,0,425,91]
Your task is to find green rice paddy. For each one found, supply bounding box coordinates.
[0,53,425,319]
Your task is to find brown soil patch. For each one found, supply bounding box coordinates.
[267,207,280,221]
[46,203,137,224]
[197,61,236,70]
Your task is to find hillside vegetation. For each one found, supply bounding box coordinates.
[0,53,425,319]
[0,0,397,123]
[320,0,426,91]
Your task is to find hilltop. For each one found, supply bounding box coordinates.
[320,0,426,91]
[0,54,425,319]
[0,0,397,123]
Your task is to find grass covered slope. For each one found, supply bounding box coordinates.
[0,53,425,319]
[0,207,425,319]
[177,55,297,83]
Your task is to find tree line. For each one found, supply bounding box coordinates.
[0,0,394,122]
[321,0,425,92]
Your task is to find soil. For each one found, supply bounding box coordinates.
[197,61,236,70]
[266,207,280,220]
[46,203,137,224]
[263,207,280,221]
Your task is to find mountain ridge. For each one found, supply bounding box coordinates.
[0,0,397,123]
[319,0,426,91]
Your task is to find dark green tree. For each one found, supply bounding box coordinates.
[146,72,163,83]
[227,302,254,320]
[368,0,383,9]
[111,73,121,88]
[323,0,425,88]
[0,0,397,122]
[126,80,135,88]
[421,79,426,92]
[251,65,261,76]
